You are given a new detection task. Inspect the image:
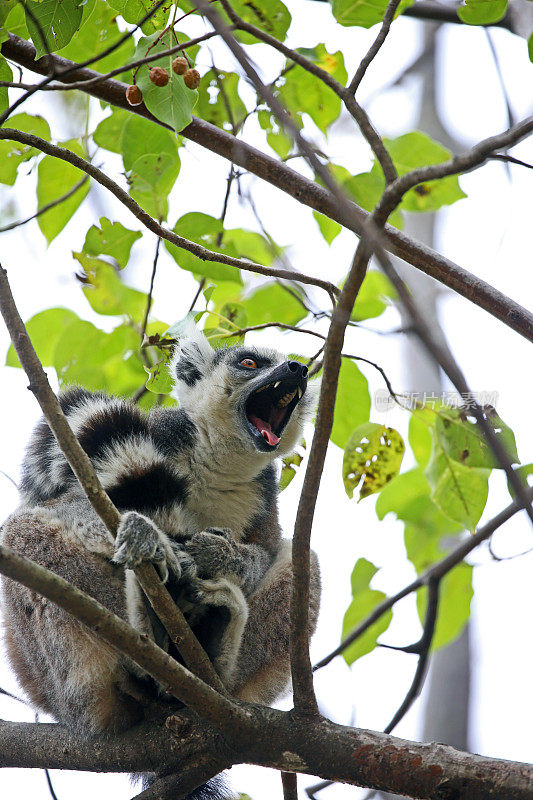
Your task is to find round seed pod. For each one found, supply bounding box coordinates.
[172,57,188,75]
[125,84,143,105]
[184,68,201,90]
[149,67,169,87]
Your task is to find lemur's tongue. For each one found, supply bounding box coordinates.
[249,414,280,446]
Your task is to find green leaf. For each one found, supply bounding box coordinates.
[57,0,135,74]
[25,0,84,59]
[73,252,147,319]
[343,423,404,500]
[205,302,247,346]
[241,283,306,326]
[376,468,430,521]
[351,270,397,321]
[132,32,198,133]
[507,463,533,500]
[195,70,247,132]
[342,558,392,665]
[331,0,414,28]
[106,0,168,31]
[224,228,276,266]
[0,56,12,114]
[529,33,533,63]
[145,348,174,394]
[436,407,519,469]
[229,0,291,44]
[279,441,305,491]
[93,108,130,154]
[121,114,181,220]
[257,109,292,158]
[344,169,403,230]
[6,307,79,368]
[53,318,109,389]
[408,409,433,469]
[128,152,180,220]
[0,113,51,185]
[330,359,371,450]
[121,113,180,171]
[458,0,508,25]
[82,218,142,269]
[36,138,90,243]
[279,44,347,134]
[313,211,342,244]
[1,1,29,40]
[348,132,466,216]
[164,212,242,284]
[417,564,473,650]
[425,442,489,531]
[386,132,466,211]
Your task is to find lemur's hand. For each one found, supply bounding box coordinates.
[113,511,195,584]
[181,527,245,584]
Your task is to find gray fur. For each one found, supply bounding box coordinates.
[1,330,321,796]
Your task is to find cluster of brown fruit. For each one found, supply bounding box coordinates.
[126,57,201,106]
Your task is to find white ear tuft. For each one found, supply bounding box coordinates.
[168,315,214,396]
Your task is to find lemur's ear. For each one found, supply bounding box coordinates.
[170,318,214,390]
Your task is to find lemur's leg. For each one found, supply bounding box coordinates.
[229,540,321,704]
[1,505,148,733]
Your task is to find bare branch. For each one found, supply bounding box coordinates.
[314,487,533,670]
[2,36,532,342]
[281,771,298,800]
[348,0,403,94]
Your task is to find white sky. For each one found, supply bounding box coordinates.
[0,2,532,798]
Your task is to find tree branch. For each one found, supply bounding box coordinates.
[0,130,338,302]
[1,710,532,799]
[0,175,89,233]
[0,265,223,691]
[2,35,532,342]
[314,487,533,670]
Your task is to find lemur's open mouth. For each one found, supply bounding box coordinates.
[244,372,306,450]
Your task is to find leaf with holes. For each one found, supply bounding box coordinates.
[425,443,489,531]
[25,0,84,58]
[436,406,519,469]
[343,423,404,500]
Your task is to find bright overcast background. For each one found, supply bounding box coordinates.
[1,1,532,798]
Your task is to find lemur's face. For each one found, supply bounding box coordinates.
[171,333,313,457]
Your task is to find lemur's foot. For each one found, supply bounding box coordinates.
[113,511,195,583]
[181,527,245,583]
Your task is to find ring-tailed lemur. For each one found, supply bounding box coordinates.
[1,330,321,766]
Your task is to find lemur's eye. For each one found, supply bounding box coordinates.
[240,358,257,369]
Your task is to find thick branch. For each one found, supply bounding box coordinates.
[2,35,532,342]
[1,710,532,800]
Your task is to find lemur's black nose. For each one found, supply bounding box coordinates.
[288,360,308,378]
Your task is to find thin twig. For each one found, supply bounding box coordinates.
[281,771,298,800]
[314,488,533,670]
[348,0,403,94]
[140,234,161,343]
[0,129,339,302]
[0,175,89,233]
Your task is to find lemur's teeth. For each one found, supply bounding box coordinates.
[274,381,281,388]
[298,387,302,399]
[254,383,271,394]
